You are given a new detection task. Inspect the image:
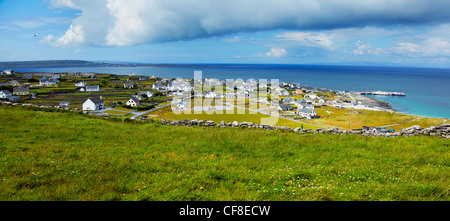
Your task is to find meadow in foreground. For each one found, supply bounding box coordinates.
[0,105,448,201]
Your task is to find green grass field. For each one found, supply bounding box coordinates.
[0,105,448,201]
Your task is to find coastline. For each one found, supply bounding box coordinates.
[353,93,395,112]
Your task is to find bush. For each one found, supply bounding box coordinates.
[136,105,155,111]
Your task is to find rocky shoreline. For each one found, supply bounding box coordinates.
[352,93,395,112]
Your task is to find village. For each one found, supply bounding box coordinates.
[0,69,386,117]
[3,69,444,136]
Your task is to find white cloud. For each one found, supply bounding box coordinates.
[47,0,450,47]
[390,24,450,57]
[352,40,388,55]
[277,31,334,48]
[222,36,242,43]
[39,34,55,44]
[265,48,286,57]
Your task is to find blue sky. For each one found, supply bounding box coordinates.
[1,0,450,68]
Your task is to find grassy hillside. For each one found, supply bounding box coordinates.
[0,105,448,201]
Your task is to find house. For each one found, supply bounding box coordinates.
[40,78,59,86]
[22,74,33,79]
[172,101,188,111]
[152,82,163,90]
[150,75,156,79]
[142,91,153,98]
[295,99,306,106]
[205,91,217,99]
[124,82,134,89]
[298,107,317,118]
[278,89,290,96]
[0,90,12,99]
[9,80,20,86]
[167,80,192,91]
[295,89,303,95]
[301,86,315,93]
[8,96,20,101]
[86,85,100,92]
[304,93,317,100]
[3,70,15,75]
[139,76,147,81]
[75,81,86,87]
[90,75,97,80]
[277,105,294,111]
[160,78,171,84]
[59,101,70,106]
[132,94,144,101]
[13,86,29,95]
[52,74,61,79]
[298,103,315,110]
[126,96,140,107]
[282,97,295,104]
[82,97,104,111]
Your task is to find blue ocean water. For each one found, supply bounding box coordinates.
[14,64,450,119]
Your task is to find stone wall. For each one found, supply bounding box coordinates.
[1,100,448,139]
[159,118,449,139]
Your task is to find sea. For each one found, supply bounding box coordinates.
[13,64,450,119]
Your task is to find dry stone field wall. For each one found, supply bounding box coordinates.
[1,101,449,139]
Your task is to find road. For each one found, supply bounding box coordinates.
[130,96,193,119]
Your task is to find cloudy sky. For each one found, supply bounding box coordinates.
[1,0,450,68]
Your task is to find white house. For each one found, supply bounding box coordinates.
[82,97,104,111]
[124,82,134,89]
[167,80,192,92]
[126,96,140,107]
[59,101,70,106]
[172,101,188,111]
[277,105,294,111]
[282,97,295,104]
[278,89,290,96]
[0,90,12,99]
[22,74,33,79]
[204,91,217,99]
[139,91,153,98]
[86,85,100,92]
[298,105,316,118]
[3,70,15,75]
[75,81,86,87]
[152,82,163,90]
[40,78,59,86]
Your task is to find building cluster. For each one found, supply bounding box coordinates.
[1,70,363,121]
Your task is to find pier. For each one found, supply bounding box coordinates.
[357,91,406,96]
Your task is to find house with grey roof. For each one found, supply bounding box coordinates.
[126,96,140,107]
[22,74,33,79]
[75,81,86,87]
[282,97,295,104]
[86,85,100,92]
[40,78,59,86]
[82,97,104,111]
[298,105,317,118]
[277,105,294,111]
[59,101,70,106]
[13,86,29,96]
[124,82,134,89]
[0,90,12,99]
